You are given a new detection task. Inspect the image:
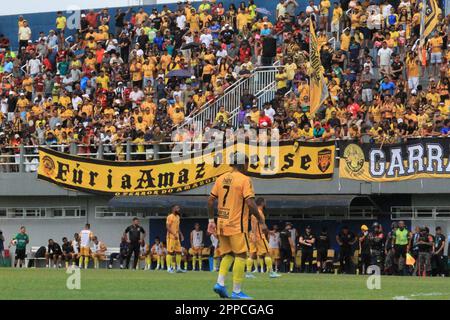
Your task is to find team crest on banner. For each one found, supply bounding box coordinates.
[342,144,365,174]
[317,149,332,173]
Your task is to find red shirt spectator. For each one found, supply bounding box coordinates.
[347,100,360,118]
[258,115,272,128]
[86,11,99,28]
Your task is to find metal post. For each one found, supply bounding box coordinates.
[19,144,25,173]
[97,142,104,160]
[126,140,132,161]
[69,142,78,155]
[153,143,160,160]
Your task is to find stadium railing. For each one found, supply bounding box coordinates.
[181,65,282,130]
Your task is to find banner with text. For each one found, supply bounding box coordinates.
[339,139,450,181]
[38,141,335,195]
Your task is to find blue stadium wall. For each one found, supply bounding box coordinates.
[0,0,310,51]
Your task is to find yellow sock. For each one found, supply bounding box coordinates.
[94,257,98,269]
[176,254,182,269]
[232,257,246,293]
[84,257,89,269]
[218,254,235,279]
[246,258,253,272]
[265,256,273,273]
[213,258,217,271]
[161,256,165,269]
[259,258,264,272]
[192,256,197,270]
[253,258,258,271]
[145,256,150,269]
[184,261,188,270]
[65,261,69,268]
[79,256,83,267]
[289,261,294,272]
[198,256,202,270]
[166,254,172,269]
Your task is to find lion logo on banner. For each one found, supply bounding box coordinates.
[343,144,365,173]
[317,148,332,172]
[42,156,55,177]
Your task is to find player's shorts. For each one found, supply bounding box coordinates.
[256,238,269,256]
[166,237,181,253]
[190,247,203,255]
[15,248,26,260]
[431,52,442,64]
[218,233,249,255]
[92,252,106,260]
[80,246,90,256]
[269,248,280,259]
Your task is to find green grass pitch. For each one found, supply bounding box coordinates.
[0,268,449,300]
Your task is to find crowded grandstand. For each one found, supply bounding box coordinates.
[0,0,449,301]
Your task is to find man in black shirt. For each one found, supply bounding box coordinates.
[416,227,433,276]
[433,226,446,277]
[391,54,404,80]
[45,239,62,268]
[299,226,315,273]
[359,225,371,274]
[336,226,357,274]
[61,237,74,268]
[384,222,397,275]
[279,223,295,273]
[124,217,146,270]
[316,227,330,273]
[109,236,129,269]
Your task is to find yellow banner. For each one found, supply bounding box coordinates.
[38,141,335,195]
[309,19,329,115]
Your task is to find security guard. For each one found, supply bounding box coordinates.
[384,222,398,275]
[279,223,295,273]
[433,226,447,277]
[369,222,385,271]
[316,227,330,273]
[299,226,315,273]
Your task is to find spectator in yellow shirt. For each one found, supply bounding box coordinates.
[56,11,67,34]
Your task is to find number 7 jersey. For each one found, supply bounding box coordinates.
[210,171,255,236]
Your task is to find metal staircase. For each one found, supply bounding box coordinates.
[181,64,281,130]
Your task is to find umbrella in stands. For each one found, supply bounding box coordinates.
[167,69,193,78]
[181,42,200,50]
[256,7,271,15]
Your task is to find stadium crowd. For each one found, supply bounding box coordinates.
[2,219,448,277]
[0,0,449,167]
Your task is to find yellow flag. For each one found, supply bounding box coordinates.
[406,253,416,266]
[309,19,329,115]
[420,0,441,40]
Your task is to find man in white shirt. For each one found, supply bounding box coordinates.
[18,20,32,50]
[377,41,393,76]
[27,55,41,77]
[263,103,276,123]
[129,86,145,108]
[276,0,287,18]
[200,29,213,48]
[176,11,186,30]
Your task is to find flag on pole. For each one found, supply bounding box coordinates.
[309,19,329,115]
[419,0,441,41]
[406,253,416,266]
